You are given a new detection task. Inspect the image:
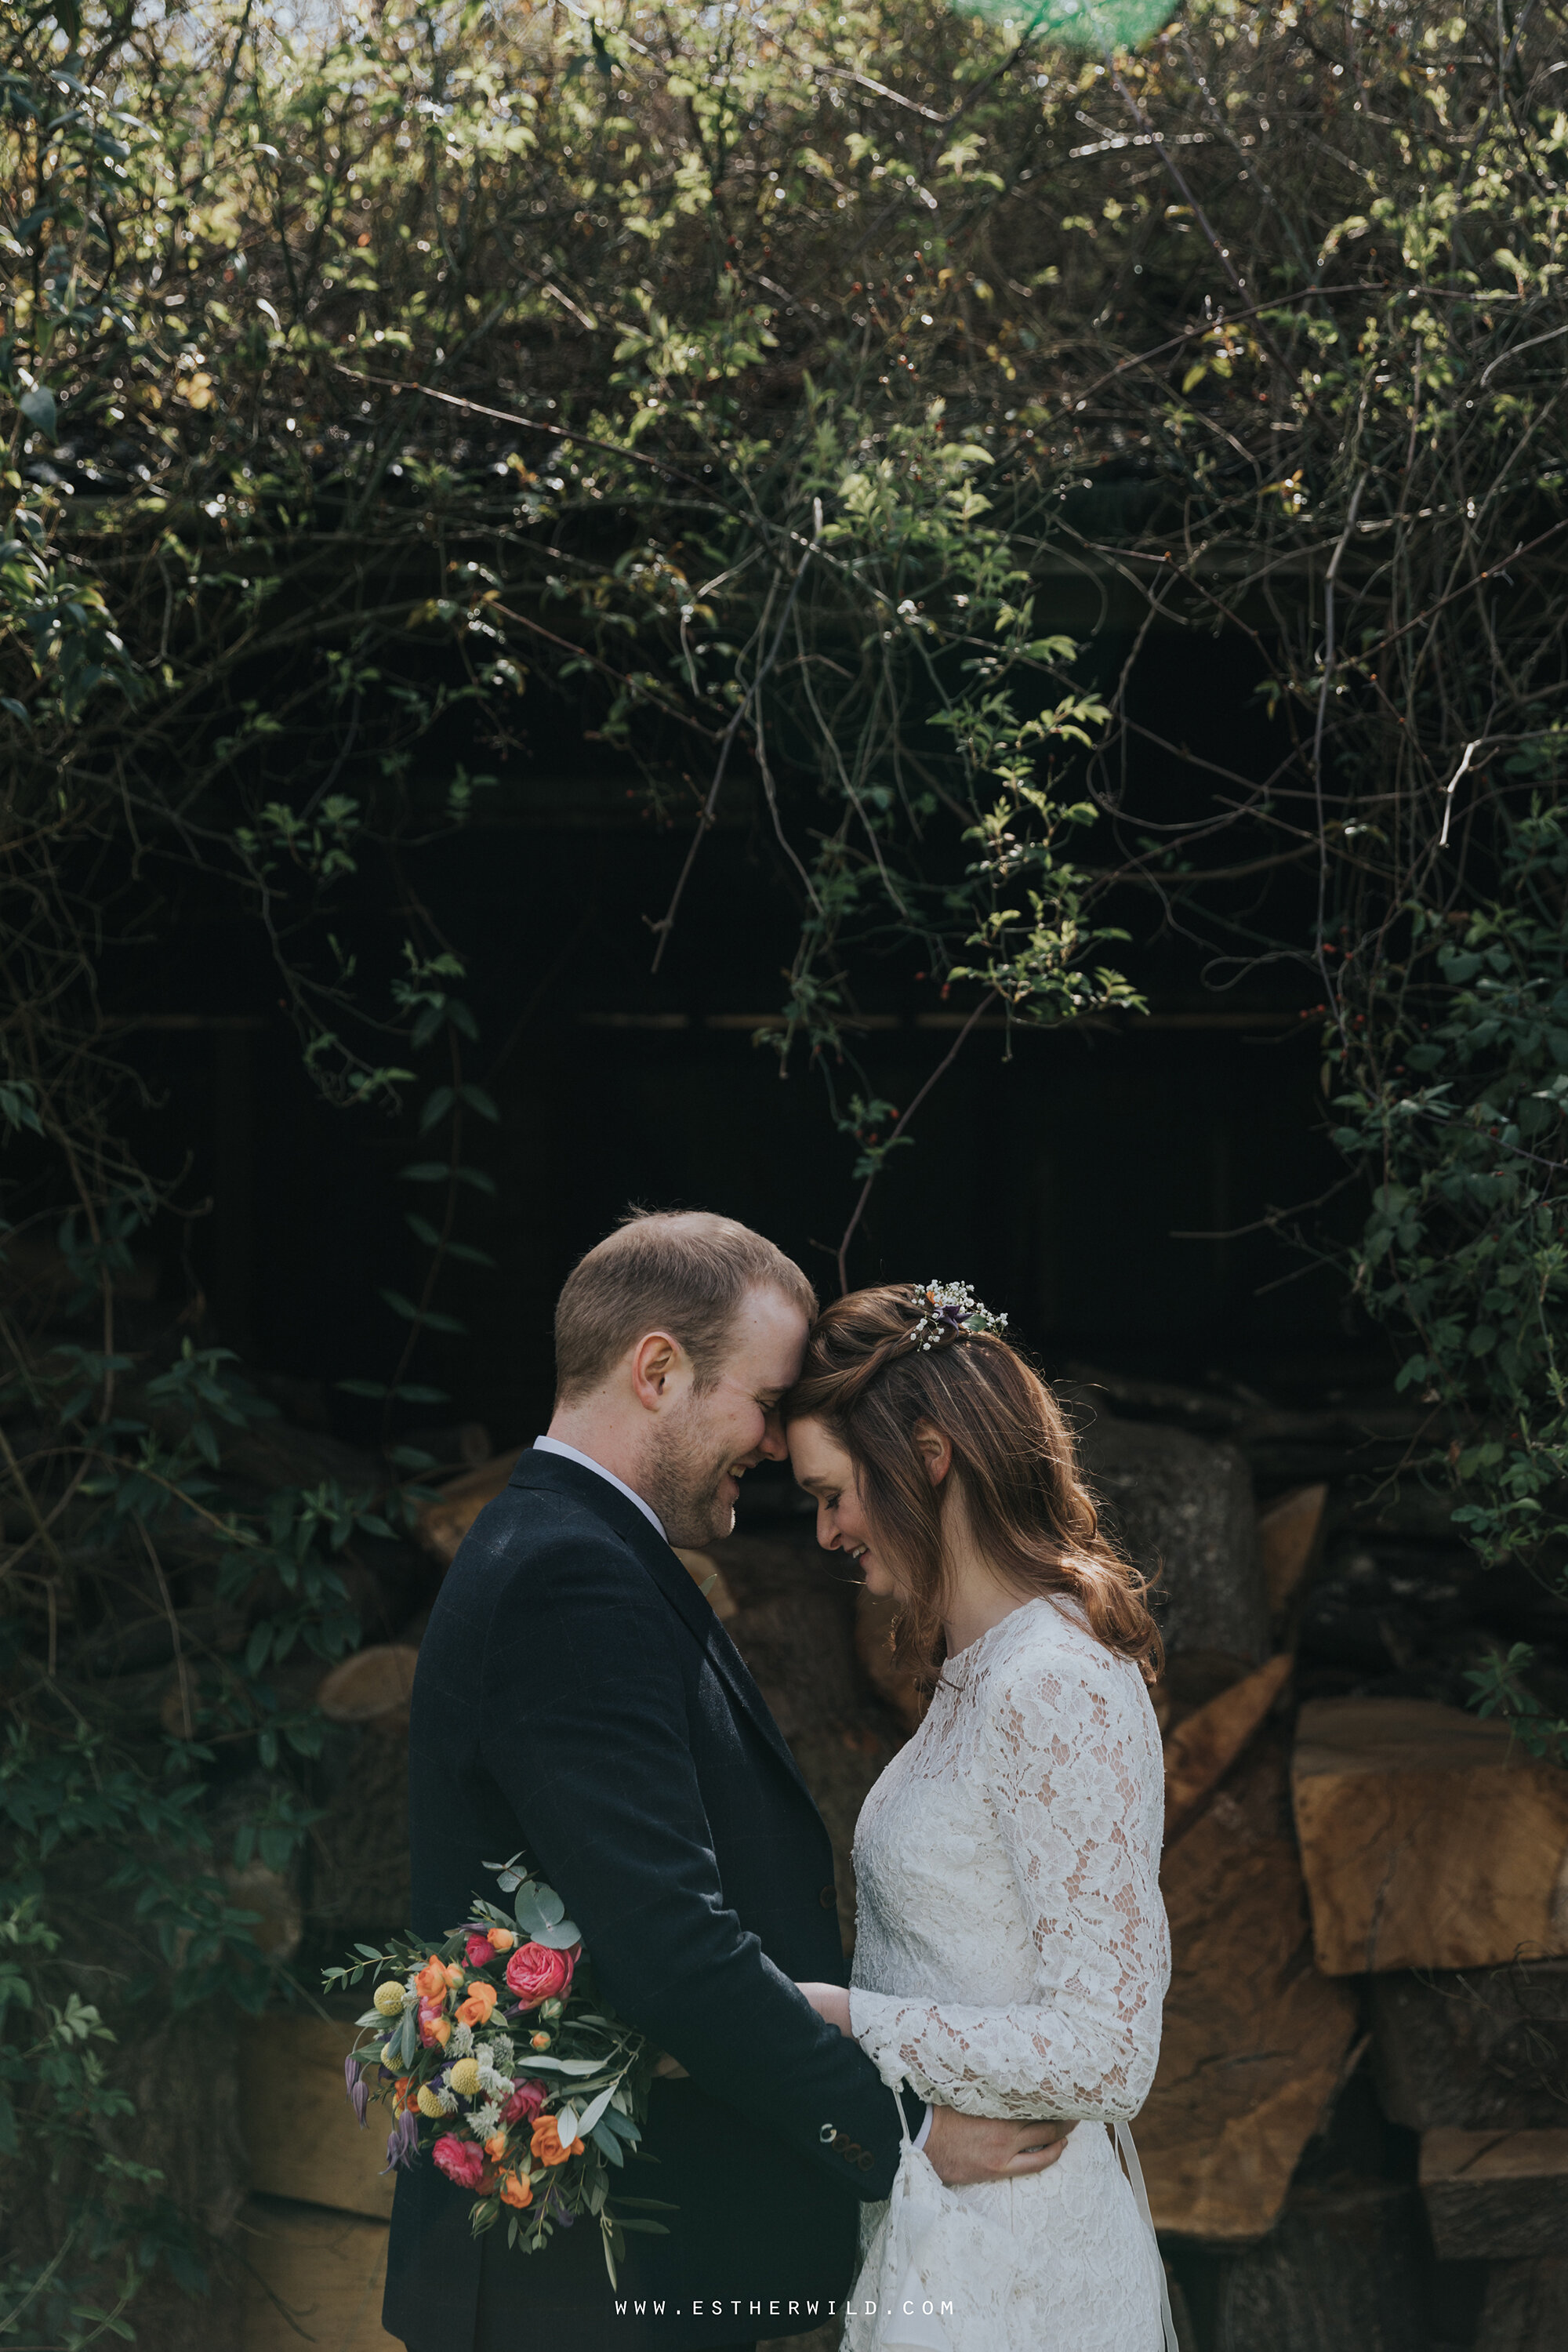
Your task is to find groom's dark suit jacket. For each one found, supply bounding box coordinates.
[383,1448,916,2352]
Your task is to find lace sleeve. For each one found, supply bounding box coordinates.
[848,1639,1169,2122]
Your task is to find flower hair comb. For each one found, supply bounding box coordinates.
[906,1280,1009,1352]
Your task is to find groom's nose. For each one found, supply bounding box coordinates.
[757,1405,787,1461]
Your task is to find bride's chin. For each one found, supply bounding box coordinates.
[860,1560,903,1601]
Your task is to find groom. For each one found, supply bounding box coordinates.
[384,1210,1066,2352]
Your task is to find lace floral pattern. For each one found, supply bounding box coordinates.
[845,1596,1170,2351]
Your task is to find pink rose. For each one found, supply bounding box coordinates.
[499,2079,546,2126]
[432,2133,485,2192]
[464,1933,495,1970]
[504,1941,575,2009]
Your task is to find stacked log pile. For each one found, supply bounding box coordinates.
[223,1374,1568,2352]
[237,2016,398,2352]
[1058,1377,1568,2352]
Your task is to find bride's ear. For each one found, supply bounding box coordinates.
[913,1419,953,1488]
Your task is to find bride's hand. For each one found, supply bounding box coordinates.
[796,1980,852,2034]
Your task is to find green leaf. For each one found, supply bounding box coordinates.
[19,386,57,441]
[419,1087,456,1133]
[532,1919,580,1950]
[514,1884,548,1936]
[460,1083,499,1121]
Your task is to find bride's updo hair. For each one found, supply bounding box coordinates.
[786,1284,1162,1690]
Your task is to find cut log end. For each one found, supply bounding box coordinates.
[1293,1697,1568,1976]
[1163,1651,1294,1846]
[1421,2128,1568,2262]
[315,1643,419,1730]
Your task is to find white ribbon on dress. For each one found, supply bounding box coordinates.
[851,2073,955,2352]
[851,2071,1178,2352]
[1115,2119,1180,2352]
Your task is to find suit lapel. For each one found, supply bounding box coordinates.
[508,1450,813,1798]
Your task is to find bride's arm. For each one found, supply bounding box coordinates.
[846,1643,1169,2124]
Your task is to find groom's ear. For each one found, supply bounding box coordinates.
[913,1418,953,1486]
[630,1329,684,1410]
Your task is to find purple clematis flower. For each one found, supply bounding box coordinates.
[343,2052,369,2127]
[383,2108,421,2174]
[544,2184,575,2228]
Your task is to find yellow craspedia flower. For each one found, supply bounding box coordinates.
[416,2085,449,2119]
[448,2057,482,2098]
[373,1982,406,2018]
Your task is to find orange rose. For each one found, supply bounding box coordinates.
[415,1956,448,2001]
[499,2169,532,2209]
[487,1927,516,1952]
[484,2132,509,2161]
[456,1980,498,2028]
[530,2115,585,2168]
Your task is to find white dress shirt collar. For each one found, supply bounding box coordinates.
[532,1434,666,1542]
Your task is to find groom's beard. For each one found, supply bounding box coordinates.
[637,1412,744,1549]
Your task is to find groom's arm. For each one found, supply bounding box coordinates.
[477,1526,913,2200]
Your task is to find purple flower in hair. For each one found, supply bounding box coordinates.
[906,1281,1008,1352]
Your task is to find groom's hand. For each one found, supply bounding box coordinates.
[924,2107,1074,2185]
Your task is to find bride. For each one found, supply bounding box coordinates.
[784,1283,1173,2352]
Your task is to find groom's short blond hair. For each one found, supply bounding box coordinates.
[554,1209,816,1402]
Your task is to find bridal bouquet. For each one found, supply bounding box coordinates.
[325,1853,669,2282]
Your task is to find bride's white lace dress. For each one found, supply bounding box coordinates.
[846,1595,1170,2352]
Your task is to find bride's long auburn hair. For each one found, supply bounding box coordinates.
[786,1285,1163,1690]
